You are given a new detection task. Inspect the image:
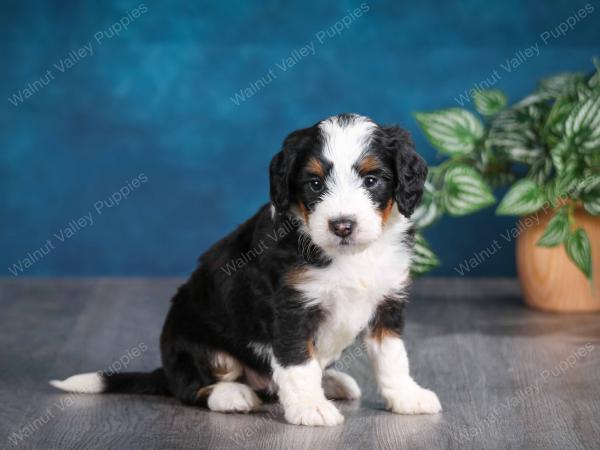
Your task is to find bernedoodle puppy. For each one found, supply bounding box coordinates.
[51,113,442,426]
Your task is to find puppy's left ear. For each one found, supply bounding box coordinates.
[383,126,428,218]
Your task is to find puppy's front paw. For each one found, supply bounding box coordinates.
[385,386,442,415]
[284,399,344,426]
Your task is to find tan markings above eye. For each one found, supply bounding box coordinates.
[358,154,380,174]
[306,157,325,178]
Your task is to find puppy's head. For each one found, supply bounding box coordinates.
[270,113,427,255]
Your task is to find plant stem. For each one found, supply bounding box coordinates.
[567,203,576,230]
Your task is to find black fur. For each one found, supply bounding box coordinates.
[269,124,324,217]
[103,369,169,396]
[368,296,406,337]
[375,126,428,217]
[94,114,427,406]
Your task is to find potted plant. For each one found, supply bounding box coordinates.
[410,60,600,312]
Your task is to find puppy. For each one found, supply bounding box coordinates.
[50,113,441,426]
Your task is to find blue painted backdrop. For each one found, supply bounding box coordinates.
[1,0,599,277]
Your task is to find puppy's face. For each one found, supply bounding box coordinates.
[270,114,427,256]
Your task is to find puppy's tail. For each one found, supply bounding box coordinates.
[49,368,170,396]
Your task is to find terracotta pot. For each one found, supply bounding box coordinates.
[516,206,600,312]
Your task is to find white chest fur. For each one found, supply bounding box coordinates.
[296,219,413,367]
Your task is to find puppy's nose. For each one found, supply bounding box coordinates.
[328,217,356,238]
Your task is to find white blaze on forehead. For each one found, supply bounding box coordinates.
[306,115,383,253]
[318,115,376,171]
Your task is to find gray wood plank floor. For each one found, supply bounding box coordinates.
[1,278,599,450]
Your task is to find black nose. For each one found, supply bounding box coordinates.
[328,217,356,238]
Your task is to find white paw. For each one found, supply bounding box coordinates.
[322,370,361,400]
[385,386,442,414]
[284,399,344,426]
[207,382,261,413]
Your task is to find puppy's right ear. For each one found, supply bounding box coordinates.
[269,132,299,217]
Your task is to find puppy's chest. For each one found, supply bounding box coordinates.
[298,245,410,366]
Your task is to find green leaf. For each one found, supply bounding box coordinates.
[564,93,600,153]
[550,140,570,174]
[442,164,495,216]
[577,83,594,101]
[537,207,570,247]
[415,109,484,156]
[411,233,440,276]
[488,109,544,164]
[538,72,585,98]
[544,171,578,207]
[412,182,443,228]
[578,174,600,194]
[496,179,546,216]
[527,157,553,185]
[584,152,600,169]
[557,169,580,196]
[565,228,593,279]
[473,90,507,117]
[484,171,516,188]
[545,96,577,139]
[582,185,600,216]
[514,92,553,108]
[583,196,600,215]
[524,102,549,122]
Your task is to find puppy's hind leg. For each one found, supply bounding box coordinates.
[322,369,361,400]
[163,344,261,413]
[204,351,262,413]
[206,381,262,413]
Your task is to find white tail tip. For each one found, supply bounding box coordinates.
[49,372,105,393]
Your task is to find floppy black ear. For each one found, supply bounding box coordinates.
[382,126,428,218]
[269,133,299,217]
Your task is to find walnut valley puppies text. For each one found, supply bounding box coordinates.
[7,173,148,277]
[7,3,148,107]
[8,342,148,447]
[229,3,370,106]
[454,2,595,106]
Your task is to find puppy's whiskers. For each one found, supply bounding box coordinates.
[297,231,319,262]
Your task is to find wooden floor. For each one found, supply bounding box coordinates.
[1,278,599,450]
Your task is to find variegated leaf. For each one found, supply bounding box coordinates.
[515,92,553,108]
[473,90,507,117]
[583,196,600,215]
[443,165,495,216]
[565,228,593,279]
[488,109,543,164]
[496,179,546,216]
[415,109,484,156]
[411,233,440,276]
[550,140,570,174]
[412,182,443,228]
[578,174,600,194]
[539,72,585,98]
[583,186,600,216]
[537,206,570,247]
[564,93,600,153]
[545,96,576,139]
[528,157,553,185]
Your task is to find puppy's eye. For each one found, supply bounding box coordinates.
[308,179,324,193]
[363,175,379,188]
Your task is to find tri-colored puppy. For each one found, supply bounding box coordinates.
[51,113,442,426]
